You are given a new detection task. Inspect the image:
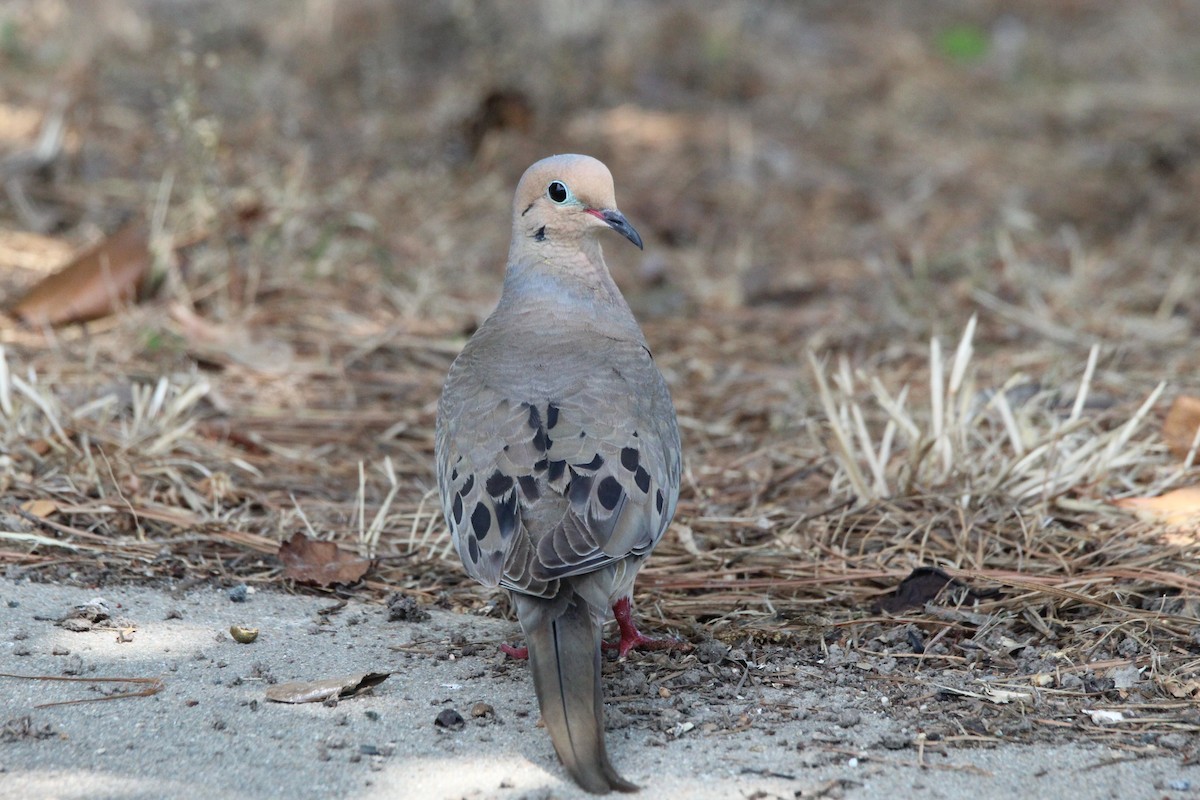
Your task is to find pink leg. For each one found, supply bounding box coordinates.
[609,596,688,659]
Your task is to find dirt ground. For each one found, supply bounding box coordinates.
[3,579,1198,800]
[1,2,1200,798]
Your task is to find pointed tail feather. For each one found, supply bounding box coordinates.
[518,592,638,794]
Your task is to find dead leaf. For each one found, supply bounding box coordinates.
[1113,486,1200,526]
[1163,395,1200,460]
[9,220,151,326]
[169,302,294,375]
[876,566,996,613]
[18,499,58,519]
[264,672,390,704]
[278,532,372,587]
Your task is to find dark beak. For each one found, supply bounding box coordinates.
[597,208,644,250]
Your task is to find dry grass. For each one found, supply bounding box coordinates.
[1,0,1199,745]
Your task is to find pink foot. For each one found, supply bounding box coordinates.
[607,596,689,659]
[499,643,529,659]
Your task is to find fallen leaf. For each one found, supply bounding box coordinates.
[265,672,390,704]
[9,220,151,326]
[1163,396,1200,460]
[278,532,372,586]
[169,302,293,375]
[18,499,58,519]
[1113,486,1200,525]
[876,566,995,613]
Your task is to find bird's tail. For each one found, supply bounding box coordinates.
[518,591,638,794]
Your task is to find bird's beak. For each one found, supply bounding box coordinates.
[590,208,644,250]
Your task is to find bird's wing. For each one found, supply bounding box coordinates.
[436,338,680,595]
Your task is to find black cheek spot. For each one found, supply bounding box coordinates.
[452,494,463,525]
[634,466,651,493]
[656,490,665,513]
[518,475,540,501]
[461,474,475,496]
[471,502,491,541]
[568,471,593,505]
[620,447,639,471]
[576,453,604,471]
[597,476,623,511]
[546,404,559,429]
[467,535,480,564]
[486,470,513,496]
[532,226,546,242]
[547,460,566,482]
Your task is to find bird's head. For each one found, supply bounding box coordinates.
[511,154,643,251]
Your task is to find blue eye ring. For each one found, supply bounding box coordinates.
[547,180,569,204]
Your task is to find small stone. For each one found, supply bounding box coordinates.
[386,593,430,623]
[470,702,494,718]
[435,709,465,730]
[694,640,729,664]
[879,732,908,750]
[837,710,861,728]
[227,584,248,603]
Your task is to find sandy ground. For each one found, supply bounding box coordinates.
[1,578,1196,800]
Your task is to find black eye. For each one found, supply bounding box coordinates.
[547,181,568,204]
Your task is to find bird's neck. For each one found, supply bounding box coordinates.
[501,237,632,318]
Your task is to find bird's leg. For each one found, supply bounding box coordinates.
[499,643,529,659]
[605,596,687,659]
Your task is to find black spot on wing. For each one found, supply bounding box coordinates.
[634,466,651,493]
[461,474,475,496]
[597,476,623,511]
[547,459,566,482]
[546,403,559,429]
[576,453,604,471]
[494,492,518,539]
[568,470,592,505]
[486,470,513,496]
[656,489,665,513]
[620,447,639,471]
[534,458,548,472]
[532,428,549,453]
[518,475,540,501]
[527,404,541,431]
[452,494,463,525]
[467,535,480,564]
[451,467,458,481]
[471,502,491,541]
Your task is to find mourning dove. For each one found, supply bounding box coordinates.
[435,154,682,793]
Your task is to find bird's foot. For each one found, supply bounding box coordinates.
[499,643,529,659]
[605,596,690,659]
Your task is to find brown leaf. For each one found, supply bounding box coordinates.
[1163,396,1200,460]
[278,532,372,586]
[9,220,151,326]
[1113,486,1200,526]
[19,499,58,519]
[264,671,390,704]
[169,302,294,375]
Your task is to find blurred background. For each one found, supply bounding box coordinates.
[1,1,1198,596]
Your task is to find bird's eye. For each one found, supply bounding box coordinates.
[547,181,569,204]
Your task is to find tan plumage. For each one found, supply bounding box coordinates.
[435,154,680,793]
